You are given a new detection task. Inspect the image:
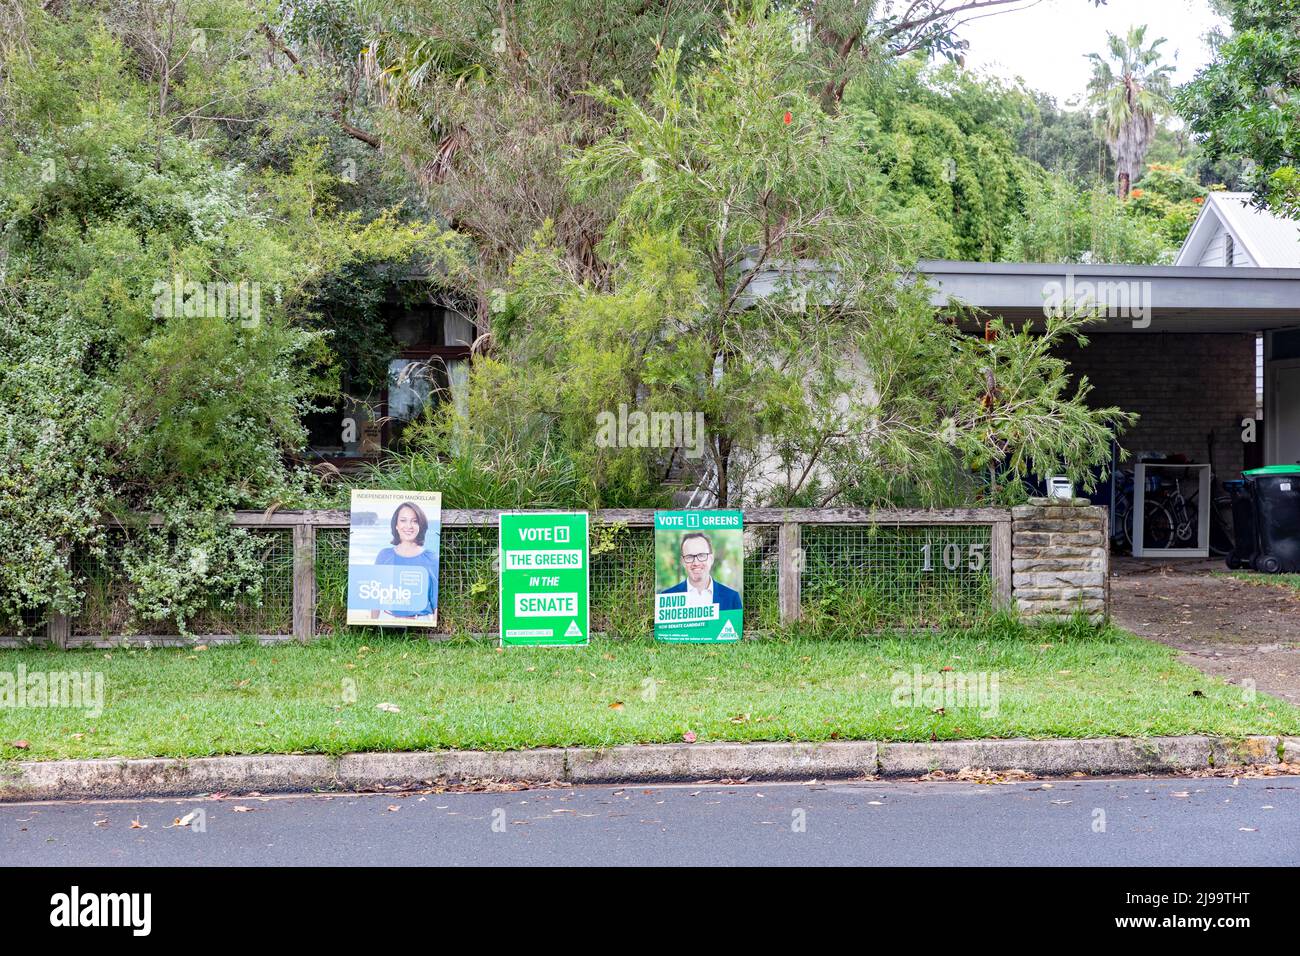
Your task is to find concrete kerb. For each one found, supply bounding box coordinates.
[0,736,1287,802]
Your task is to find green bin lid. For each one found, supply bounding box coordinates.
[1244,465,1300,477]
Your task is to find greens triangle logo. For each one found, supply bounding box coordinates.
[565,620,583,638]
[718,619,738,638]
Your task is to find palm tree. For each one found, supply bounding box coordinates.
[1086,25,1175,198]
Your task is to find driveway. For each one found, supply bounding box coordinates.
[1111,557,1300,706]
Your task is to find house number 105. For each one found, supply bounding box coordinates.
[920,542,986,572]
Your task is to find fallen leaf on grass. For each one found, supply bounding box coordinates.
[608,701,624,711]
[10,740,29,750]
[682,731,697,743]
[376,702,400,714]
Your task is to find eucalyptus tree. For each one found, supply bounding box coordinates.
[456,9,1132,508]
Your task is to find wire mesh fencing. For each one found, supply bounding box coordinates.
[4,509,1009,646]
[797,523,994,632]
[0,529,296,647]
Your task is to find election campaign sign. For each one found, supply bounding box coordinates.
[654,510,743,643]
[347,490,442,628]
[499,512,589,647]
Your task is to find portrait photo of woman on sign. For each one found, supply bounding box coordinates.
[371,501,439,622]
[346,490,442,628]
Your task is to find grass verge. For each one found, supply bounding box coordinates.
[1,618,1296,761]
[1219,571,1300,597]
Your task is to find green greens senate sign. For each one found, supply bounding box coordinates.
[654,510,744,643]
[499,512,589,647]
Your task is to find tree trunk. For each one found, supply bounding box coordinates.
[714,437,730,508]
[1116,170,1130,199]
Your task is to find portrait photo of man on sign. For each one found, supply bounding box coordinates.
[654,511,743,643]
[663,532,743,610]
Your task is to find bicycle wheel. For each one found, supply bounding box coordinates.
[1125,501,1174,550]
[1208,493,1235,557]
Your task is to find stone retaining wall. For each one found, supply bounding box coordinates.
[1012,498,1109,622]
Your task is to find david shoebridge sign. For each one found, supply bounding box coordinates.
[654,510,743,643]
[499,512,589,647]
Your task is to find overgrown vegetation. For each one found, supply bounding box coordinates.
[426,11,1134,511]
[0,1,459,633]
[0,0,1246,633]
[1178,0,1300,218]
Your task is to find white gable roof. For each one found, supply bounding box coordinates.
[1177,191,1300,267]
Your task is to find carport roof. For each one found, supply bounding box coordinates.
[919,260,1300,332]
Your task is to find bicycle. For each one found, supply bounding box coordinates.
[1113,469,1174,551]
[1113,468,1235,556]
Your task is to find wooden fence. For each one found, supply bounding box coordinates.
[14,507,1013,648]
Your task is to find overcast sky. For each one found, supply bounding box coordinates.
[954,0,1227,106]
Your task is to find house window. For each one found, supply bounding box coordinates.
[304,296,476,462]
[1225,233,1235,266]
[383,300,476,450]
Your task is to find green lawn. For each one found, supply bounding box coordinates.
[2,618,1296,761]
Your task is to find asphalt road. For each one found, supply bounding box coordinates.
[2,775,1296,866]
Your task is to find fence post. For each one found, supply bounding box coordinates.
[46,612,70,650]
[292,523,316,641]
[992,517,1012,611]
[778,520,801,624]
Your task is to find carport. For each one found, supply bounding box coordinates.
[921,260,1300,557]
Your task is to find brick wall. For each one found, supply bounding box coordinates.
[1012,499,1109,622]
[1056,333,1256,479]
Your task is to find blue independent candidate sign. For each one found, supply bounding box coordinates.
[346,489,442,628]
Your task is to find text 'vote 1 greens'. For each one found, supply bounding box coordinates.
[654,510,744,643]
[499,512,590,647]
